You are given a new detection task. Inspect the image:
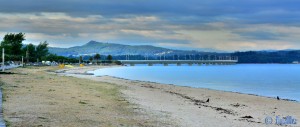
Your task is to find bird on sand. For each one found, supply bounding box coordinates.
[277,96,280,100]
[206,98,210,103]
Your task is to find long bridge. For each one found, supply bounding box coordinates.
[119,60,238,66]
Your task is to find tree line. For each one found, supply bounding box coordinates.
[83,54,117,64]
[0,33,78,63]
[0,33,117,64]
[232,51,300,63]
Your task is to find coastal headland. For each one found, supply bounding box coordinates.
[0,66,299,127]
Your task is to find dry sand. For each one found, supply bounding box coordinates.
[62,66,300,127]
[0,66,176,127]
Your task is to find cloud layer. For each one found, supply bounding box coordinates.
[1,0,300,51]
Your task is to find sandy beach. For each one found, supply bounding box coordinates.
[1,65,299,127]
[61,66,300,127]
[0,66,176,127]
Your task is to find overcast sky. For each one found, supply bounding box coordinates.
[1,0,300,51]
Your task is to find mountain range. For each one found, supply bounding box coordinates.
[48,41,300,63]
[48,41,215,57]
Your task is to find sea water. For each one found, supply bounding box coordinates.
[91,64,300,101]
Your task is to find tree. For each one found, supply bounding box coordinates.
[94,53,101,64]
[36,41,49,61]
[89,57,93,64]
[22,43,36,62]
[107,55,113,63]
[0,33,25,60]
[46,54,58,62]
[79,56,83,64]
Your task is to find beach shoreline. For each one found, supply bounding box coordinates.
[63,65,298,102]
[60,65,300,127]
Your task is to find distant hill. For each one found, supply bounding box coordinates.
[48,41,211,57]
[48,41,300,63]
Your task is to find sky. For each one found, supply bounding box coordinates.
[1,0,300,51]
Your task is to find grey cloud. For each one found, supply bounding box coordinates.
[236,31,285,40]
[1,0,300,23]
[1,0,300,50]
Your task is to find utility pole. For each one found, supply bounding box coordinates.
[2,48,4,71]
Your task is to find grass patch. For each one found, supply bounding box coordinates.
[35,76,45,79]
[79,100,88,104]
[48,89,55,92]
[38,117,47,119]
[4,119,11,127]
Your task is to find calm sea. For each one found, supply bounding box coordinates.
[91,64,300,101]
